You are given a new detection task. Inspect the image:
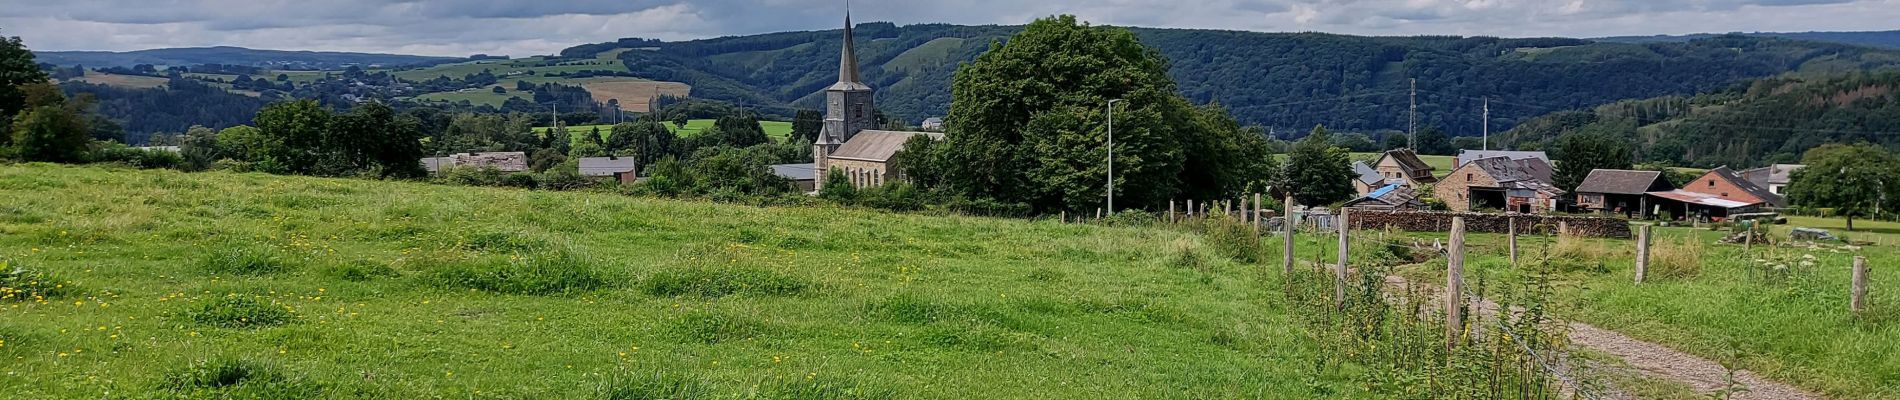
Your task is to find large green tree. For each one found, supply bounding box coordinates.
[10,102,89,163]
[253,100,333,174]
[1552,131,1634,192]
[328,102,426,178]
[1786,143,1898,231]
[942,15,1269,212]
[0,30,47,137]
[1278,125,1355,206]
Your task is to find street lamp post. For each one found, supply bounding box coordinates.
[1107,99,1122,214]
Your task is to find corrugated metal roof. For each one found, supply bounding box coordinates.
[1648,190,1756,209]
[578,157,636,176]
[830,130,942,162]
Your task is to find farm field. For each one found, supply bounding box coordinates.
[1359,220,1899,399]
[0,164,1363,399]
[58,72,169,89]
[550,120,796,143]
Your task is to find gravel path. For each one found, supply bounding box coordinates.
[1378,274,1822,400]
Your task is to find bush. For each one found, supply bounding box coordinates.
[437,166,508,187]
[90,144,183,169]
[1195,217,1261,263]
[1,261,71,302]
[198,245,298,275]
[429,249,613,295]
[184,296,298,328]
[641,268,809,298]
[856,182,926,212]
[501,172,540,189]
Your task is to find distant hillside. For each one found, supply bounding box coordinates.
[35,46,461,69]
[1599,30,1900,49]
[577,25,1900,134]
[1500,72,1900,168]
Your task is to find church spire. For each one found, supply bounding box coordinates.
[838,5,862,84]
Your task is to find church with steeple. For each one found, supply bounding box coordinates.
[797,9,943,192]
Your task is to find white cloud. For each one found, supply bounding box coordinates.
[1,0,1896,56]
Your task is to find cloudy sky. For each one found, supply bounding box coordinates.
[4,0,1897,57]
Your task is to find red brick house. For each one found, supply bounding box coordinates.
[1679,166,1785,208]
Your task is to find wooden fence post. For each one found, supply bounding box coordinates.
[1238,197,1248,223]
[1253,193,1263,234]
[1558,221,1569,237]
[1635,225,1651,284]
[1168,201,1176,224]
[1187,199,1195,219]
[1744,221,1755,252]
[1853,256,1869,314]
[1096,208,1103,220]
[1336,208,1350,309]
[1447,216,1467,351]
[1059,211,1066,224]
[1282,195,1295,275]
[1508,218,1519,267]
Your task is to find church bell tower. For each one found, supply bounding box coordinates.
[814,8,876,190]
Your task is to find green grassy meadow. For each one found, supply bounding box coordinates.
[551,120,796,144]
[1352,221,1900,399]
[0,163,1362,399]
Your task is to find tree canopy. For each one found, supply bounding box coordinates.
[1786,143,1899,230]
[936,15,1274,213]
[1552,130,1635,192]
[1278,125,1355,206]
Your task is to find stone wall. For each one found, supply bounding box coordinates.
[1346,210,1632,238]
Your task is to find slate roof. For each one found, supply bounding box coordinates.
[578,157,636,177]
[1741,164,1804,186]
[769,163,817,181]
[1353,161,1384,186]
[830,130,943,162]
[1457,150,1550,165]
[1469,156,1563,196]
[1707,166,1785,207]
[1575,169,1667,195]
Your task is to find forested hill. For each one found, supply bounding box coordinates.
[1500,72,1900,168]
[1599,30,1900,49]
[575,24,1900,135]
[35,46,461,70]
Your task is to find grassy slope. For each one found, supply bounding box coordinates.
[552,120,795,144]
[1377,224,1899,399]
[0,164,1360,399]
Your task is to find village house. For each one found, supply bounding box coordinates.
[771,11,942,192]
[1573,169,1673,218]
[578,157,637,184]
[421,152,529,174]
[1434,156,1564,213]
[1352,161,1386,196]
[1681,166,1785,208]
[1741,164,1805,196]
[1370,149,1438,189]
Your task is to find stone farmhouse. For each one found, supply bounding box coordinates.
[1435,156,1564,213]
[578,157,637,184]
